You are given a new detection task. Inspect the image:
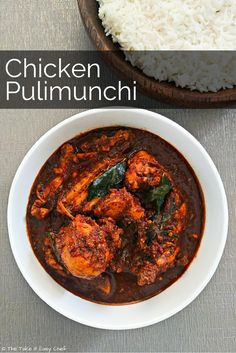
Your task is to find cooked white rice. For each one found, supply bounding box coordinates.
[97,0,236,92]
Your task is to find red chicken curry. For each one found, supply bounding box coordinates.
[27,127,205,304]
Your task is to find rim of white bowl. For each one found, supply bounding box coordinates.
[7,108,228,330]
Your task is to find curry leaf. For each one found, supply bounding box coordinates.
[160,230,169,236]
[144,175,172,214]
[87,161,126,201]
[172,233,179,238]
[146,224,156,245]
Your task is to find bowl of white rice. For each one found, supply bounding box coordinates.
[78,0,236,107]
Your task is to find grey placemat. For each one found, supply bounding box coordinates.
[0,1,235,352]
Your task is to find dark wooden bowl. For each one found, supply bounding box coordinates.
[78,0,236,108]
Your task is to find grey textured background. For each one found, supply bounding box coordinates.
[0,1,235,352]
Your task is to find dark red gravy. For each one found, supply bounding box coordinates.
[27,127,205,304]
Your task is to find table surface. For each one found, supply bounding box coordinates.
[0,1,235,352]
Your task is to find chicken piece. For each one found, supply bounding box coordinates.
[132,227,180,286]
[137,188,187,245]
[134,261,158,286]
[125,150,166,191]
[137,189,186,247]
[31,199,54,219]
[98,217,123,252]
[131,190,185,286]
[54,215,122,279]
[80,130,130,153]
[83,197,101,214]
[31,144,75,219]
[76,152,97,160]
[57,156,123,219]
[156,246,180,269]
[134,245,180,286]
[92,188,145,222]
[53,143,75,175]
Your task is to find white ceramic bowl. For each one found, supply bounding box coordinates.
[8,108,228,330]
